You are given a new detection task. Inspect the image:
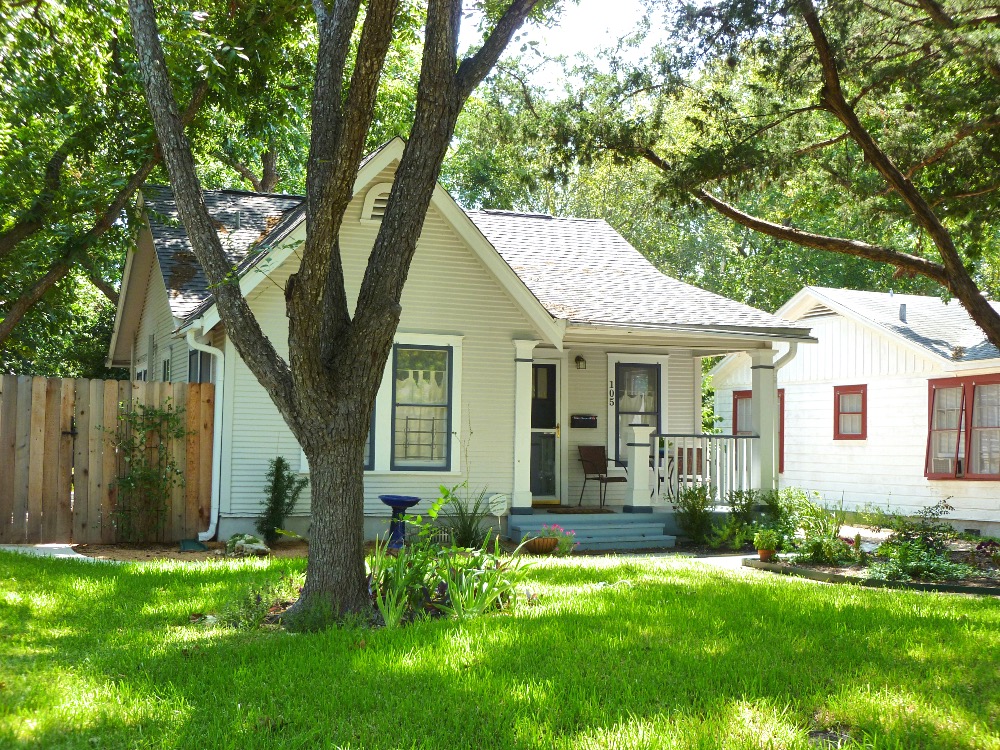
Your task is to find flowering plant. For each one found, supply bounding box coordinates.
[538,524,577,555]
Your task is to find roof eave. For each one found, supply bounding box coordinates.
[564,319,817,344]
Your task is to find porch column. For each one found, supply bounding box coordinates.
[750,348,778,492]
[624,423,655,512]
[511,339,540,514]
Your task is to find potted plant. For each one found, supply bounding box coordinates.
[753,529,780,562]
[524,524,574,555]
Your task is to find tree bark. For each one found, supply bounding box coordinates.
[130,0,543,620]
[799,0,1000,348]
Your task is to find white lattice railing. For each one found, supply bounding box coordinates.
[651,433,759,501]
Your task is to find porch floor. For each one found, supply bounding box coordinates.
[508,509,676,551]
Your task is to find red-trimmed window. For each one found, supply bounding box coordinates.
[733,389,785,473]
[926,375,1000,480]
[834,385,867,440]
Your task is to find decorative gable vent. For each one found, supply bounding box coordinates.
[800,302,836,319]
[361,182,394,222]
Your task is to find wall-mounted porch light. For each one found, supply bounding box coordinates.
[575,355,587,370]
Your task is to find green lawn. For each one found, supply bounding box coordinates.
[2,551,999,750]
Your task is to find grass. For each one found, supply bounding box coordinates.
[1,552,999,749]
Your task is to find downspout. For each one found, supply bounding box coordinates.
[774,342,798,372]
[186,325,225,542]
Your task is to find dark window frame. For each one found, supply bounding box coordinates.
[614,362,661,466]
[390,344,453,472]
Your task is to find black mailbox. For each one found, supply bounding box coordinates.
[570,414,598,429]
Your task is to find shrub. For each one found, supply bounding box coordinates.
[673,484,715,544]
[710,489,763,549]
[759,488,804,550]
[436,482,491,548]
[753,528,780,551]
[868,541,977,582]
[108,399,188,542]
[256,456,309,545]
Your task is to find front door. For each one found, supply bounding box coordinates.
[530,362,560,503]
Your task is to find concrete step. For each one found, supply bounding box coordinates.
[574,535,676,551]
[509,524,667,542]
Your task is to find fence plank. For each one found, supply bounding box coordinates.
[166,383,183,541]
[85,379,105,544]
[198,384,214,535]
[11,376,34,544]
[54,379,75,542]
[24,377,48,542]
[72,380,91,542]
[40,379,62,541]
[184,384,201,540]
[0,376,18,542]
[101,383,119,543]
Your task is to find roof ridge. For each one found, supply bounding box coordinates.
[143,183,305,202]
[467,208,605,222]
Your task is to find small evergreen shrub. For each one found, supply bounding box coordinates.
[437,482,491,548]
[256,456,309,545]
[673,484,715,544]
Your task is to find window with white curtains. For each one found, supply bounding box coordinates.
[392,345,452,470]
[927,376,1000,479]
[833,384,867,440]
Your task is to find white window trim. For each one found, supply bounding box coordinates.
[606,353,670,472]
[301,332,464,475]
[360,182,394,223]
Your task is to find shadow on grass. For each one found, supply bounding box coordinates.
[2,553,999,749]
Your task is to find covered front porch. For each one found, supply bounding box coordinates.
[508,333,791,522]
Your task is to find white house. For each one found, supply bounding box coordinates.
[713,286,1000,536]
[107,139,812,542]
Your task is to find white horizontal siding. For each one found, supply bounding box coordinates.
[222,163,536,518]
[714,312,1000,523]
[133,256,187,383]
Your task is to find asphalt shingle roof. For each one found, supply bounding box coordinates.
[466,209,807,334]
[142,185,304,319]
[808,287,1000,362]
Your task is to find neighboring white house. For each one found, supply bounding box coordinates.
[107,139,813,540]
[713,286,1000,535]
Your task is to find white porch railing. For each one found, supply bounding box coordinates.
[651,433,759,501]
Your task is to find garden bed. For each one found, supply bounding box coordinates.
[75,538,311,562]
[743,554,1000,596]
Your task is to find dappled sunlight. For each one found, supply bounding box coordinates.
[2,552,1000,748]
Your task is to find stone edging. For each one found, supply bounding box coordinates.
[742,558,1000,596]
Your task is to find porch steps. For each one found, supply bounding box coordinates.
[507,512,676,551]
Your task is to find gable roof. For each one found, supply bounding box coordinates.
[126,141,810,348]
[466,209,808,336]
[141,185,304,320]
[789,287,1000,363]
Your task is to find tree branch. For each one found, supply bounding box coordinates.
[211,149,262,191]
[0,134,75,259]
[799,0,1000,347]
[904,115,1000,178]
[456,0,543,100]
[129,0,295,419]
[692,185,952,286]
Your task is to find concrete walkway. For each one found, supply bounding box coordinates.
[0,543,94,561]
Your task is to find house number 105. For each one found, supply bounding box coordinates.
[608,380,615,406]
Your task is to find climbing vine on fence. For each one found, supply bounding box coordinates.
[108,399,188,542]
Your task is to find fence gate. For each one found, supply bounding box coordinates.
[0,376,214,544]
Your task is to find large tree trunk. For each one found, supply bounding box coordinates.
[130,0,544,622]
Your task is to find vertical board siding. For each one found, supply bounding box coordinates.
[0,379,214,543]
[714,313,1000,522]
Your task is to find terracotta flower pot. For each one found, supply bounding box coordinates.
[524,537,559,554]
[758,549,776,562]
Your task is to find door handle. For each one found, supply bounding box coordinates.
[555,423,561,438]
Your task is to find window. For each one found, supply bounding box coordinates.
[834,384,867,440]
[188,349,214,383]
[927,375,1000,479]
[391,345,452,470]
[162,358,171,382]
[733,389,785,473]
[613,362,660,465]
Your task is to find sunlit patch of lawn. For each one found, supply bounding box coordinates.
[1,551,998,749]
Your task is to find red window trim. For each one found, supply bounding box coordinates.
[733,389,785,474]
[833,384,867,440]
[926,374,1000,481]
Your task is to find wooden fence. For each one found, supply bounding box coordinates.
[0,377,214,544]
